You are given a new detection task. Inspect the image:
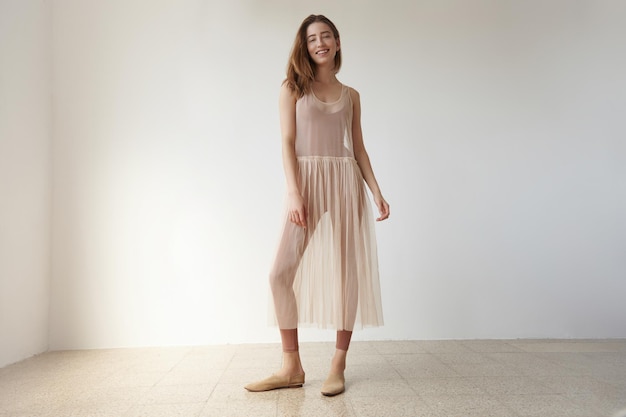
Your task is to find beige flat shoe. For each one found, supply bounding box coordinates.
[321,373,345,396]
[244,373,305,392]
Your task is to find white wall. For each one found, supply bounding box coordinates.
[44,0,626,350]
[0,0,51,367]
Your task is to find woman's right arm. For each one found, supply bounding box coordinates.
[279,83,307,228]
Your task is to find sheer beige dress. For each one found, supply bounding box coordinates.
[269,84,383,332]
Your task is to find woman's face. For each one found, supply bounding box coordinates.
[305,22,340,67]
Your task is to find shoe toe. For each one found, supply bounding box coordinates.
[321,373,345,396]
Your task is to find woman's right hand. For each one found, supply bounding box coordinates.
[288,192,307,228]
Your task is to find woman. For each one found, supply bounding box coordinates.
[245,14,389,396]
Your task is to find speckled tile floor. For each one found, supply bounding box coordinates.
[1,340,625,417]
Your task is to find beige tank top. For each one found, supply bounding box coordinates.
[295,84,354,158]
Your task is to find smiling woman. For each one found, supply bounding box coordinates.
[284,15,342,99]
[305,25,340,76]
[244,14,390,397]
[2,0,626,389]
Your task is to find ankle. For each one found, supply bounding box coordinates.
[330,350,347,373]
[281,351,304,374]
[329,364,345,374]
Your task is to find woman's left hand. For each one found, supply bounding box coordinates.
[374,195,390,221]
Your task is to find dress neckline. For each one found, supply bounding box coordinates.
[311,84,345,105]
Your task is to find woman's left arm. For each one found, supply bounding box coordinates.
[350,87,390,221]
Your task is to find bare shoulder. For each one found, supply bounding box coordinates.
[348,87,362,114]
[280,82,297,103]
[347,86,361,116]
[347,86,361,102]
[279,82,297,121]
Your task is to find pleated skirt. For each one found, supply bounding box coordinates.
[269,156,384,331]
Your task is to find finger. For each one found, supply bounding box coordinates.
[294,206,306,228]
[293,210,304,228]
[300,208,307,228]
[376,202,390,221]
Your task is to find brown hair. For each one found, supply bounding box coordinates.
[284,14,342,98]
